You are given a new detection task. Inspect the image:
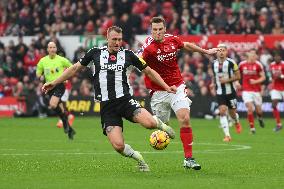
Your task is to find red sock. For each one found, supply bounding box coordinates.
[180,127,193,158]
[247,113,254,128]
[273,107,281,126]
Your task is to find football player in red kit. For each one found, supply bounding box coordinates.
[139,17,217,170]
[239,49,266,134]
[269,53,284,132]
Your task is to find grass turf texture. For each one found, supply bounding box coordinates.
[0,117,283,189]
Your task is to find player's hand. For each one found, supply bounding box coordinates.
[206,48,219,55]
[42,82,56,94]
[235,82,242,90]
[166,85,177,94]
[249,79,257,85]
[219,77,228,84]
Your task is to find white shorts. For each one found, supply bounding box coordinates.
[270,89,284,100]
[242,91,262,106]
[150,84,191,123]
[61,90,70,102]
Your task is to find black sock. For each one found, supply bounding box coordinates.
[54,106,68,128]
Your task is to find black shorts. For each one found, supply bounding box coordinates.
[216,93,237,109]
[46,83,65,99]
[100,95,142,136]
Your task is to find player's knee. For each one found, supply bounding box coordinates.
[49,103,57,110]
[178,113,190,125]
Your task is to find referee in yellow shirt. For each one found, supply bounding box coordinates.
[36,41,75,139]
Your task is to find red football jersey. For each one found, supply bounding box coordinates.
[64,80,72,91]
[239,60,264,92]
[270,61,284,90]
[141,34,184,91]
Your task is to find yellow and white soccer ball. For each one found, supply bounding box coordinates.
[149,130,170,150]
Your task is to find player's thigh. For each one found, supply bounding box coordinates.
[132,108,156,128]
[100,101,123,136]
[218,105,228,115]
[170,84,191,114]
[49,95,60,108]
[151,91,171,123]
[242,91,254,104]
[253,92,262,106]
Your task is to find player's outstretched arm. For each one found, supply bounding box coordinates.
[42,62,84,93]
[183,42,218,55]
[142,66,177,93]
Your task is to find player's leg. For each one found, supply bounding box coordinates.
[101,100,150,172]
[227,94,242,134]
[123,96,175,138]
[171,84,200,170]
[228,108,242,134]
[131,108,175,138]
[243,92,255,133]
[254,92,264,128]
[50,97,73,137]
[105,126,149,171]
[270,90,282,131]
[57,101,76,139]
[219,105,231,141]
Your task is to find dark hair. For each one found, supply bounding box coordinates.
[150,17,166,27]
[107,26,123,36]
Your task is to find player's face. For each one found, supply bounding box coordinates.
[107,31,123,53]
[247,50,257,62]
[47,42,57,56]
[216,47,227,59]
[151,22,166,42]
[274,55,281,63]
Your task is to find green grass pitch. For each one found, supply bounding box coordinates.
[0,117,283,189]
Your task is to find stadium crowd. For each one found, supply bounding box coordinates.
[0,0,284,116]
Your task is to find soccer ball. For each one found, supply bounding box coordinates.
[149,130,170,150]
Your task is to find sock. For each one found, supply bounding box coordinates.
[153,116,167,130]
[122,144,145,163]
[272,107,282,126]
[180,127,193,159]
[247,113,254,128]
[220,115,230,137]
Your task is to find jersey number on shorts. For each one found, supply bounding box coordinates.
[129,99,141,108]
[230,99,237,109]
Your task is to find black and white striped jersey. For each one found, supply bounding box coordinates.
[212,58,239,95]
[79,46,148,101]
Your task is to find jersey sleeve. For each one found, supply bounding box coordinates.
[128,50,148,71]
[36,60,43,76]
[232,61,239,72]
[79,47,98,66]
[174,36,184,49]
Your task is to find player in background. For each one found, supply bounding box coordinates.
[239,49,266,134]
[56,80,75,128]
[139,17,217,170]
[36,42,76,139]
[211,44,242,142]
[42,26,177,172]
[269,53,284,132]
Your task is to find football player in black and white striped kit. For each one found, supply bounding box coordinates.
[211,44,242,142]
[42,26,177,172]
